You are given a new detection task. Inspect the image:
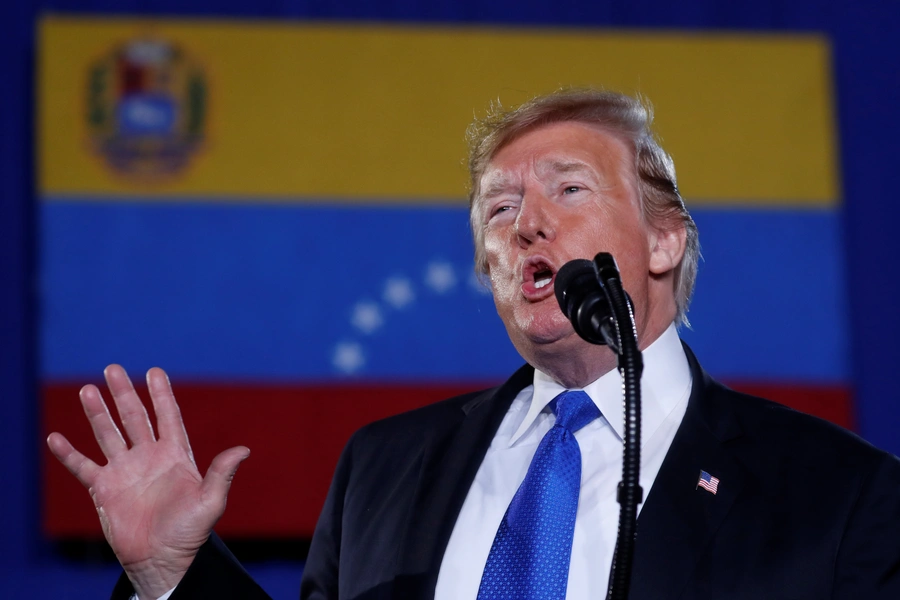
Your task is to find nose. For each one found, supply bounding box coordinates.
[515,192,557,248]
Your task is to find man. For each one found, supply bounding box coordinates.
[48,89,900,599]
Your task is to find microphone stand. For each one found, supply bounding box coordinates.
[593,254,644,600]
[554,253,643,600]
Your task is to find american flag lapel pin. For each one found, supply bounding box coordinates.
[696,470,720,495]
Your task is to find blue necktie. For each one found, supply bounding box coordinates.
[477,390,601,600]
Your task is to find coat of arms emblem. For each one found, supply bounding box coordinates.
[86,38,207,178]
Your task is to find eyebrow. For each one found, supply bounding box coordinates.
[479,160,597,199]
[480,174,519,199]
[540,160,594,175]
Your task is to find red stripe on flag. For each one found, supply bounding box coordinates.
[42,381,493,538]
[42,379,852,538]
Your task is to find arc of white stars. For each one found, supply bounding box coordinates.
[335,258,485,376]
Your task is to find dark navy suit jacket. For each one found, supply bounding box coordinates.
[113,346,900,599]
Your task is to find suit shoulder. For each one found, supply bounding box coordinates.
[710,379,896,469]
[348,385,498,446]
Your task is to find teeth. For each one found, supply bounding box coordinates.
[535,277,551,289]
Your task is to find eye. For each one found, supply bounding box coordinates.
[563,186,581,194]
[488,204,515,219]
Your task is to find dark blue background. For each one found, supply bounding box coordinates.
[3,0,898,596]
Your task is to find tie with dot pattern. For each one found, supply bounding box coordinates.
[476,390,601,600]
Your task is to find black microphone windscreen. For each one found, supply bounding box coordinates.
[554,259,595,317]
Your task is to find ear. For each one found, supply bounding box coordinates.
[648,222,686,276]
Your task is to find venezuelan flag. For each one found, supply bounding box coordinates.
[39,17,844,537]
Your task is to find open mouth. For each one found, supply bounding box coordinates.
[522,257,557,298]
[534,267,553,289]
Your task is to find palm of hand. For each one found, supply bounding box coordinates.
[47,365,249,598]
[94,440,207,569]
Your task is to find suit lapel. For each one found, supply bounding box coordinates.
[392,365,534,599]
[629,347,747,600]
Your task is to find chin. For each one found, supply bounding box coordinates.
[509,310,576,348]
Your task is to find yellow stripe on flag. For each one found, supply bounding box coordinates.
[39,17,839,205]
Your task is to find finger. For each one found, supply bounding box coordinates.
[79,383,128,458]
[46,432,101,489]
[146,367,191,451]
[200,446,251,516]
[105,364,156,446]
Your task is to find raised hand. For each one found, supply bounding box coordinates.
[46,365,250,600]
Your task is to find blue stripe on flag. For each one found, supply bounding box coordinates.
[40,199,846,382]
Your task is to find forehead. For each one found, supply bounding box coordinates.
[481,121,633,186]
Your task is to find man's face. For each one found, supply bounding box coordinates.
[477,121,658,364]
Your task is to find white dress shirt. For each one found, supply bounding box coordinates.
[434,323,692,600]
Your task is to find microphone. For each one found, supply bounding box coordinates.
[554,258,618,349]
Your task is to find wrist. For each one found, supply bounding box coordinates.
[126,553,196,600]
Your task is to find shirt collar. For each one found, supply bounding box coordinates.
[508,322,692,447]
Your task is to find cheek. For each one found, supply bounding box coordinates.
[483,231,511,273]
[487,260,517,301]
[483,237,519,306]
[581,217,651,287]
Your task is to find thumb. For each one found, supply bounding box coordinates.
[200,446,250,512]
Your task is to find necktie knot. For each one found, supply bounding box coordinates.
[551,390,600,433]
